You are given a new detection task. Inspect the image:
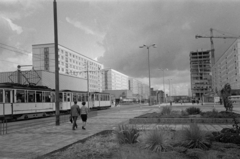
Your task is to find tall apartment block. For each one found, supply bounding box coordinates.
[212,39,240,92]
[190,50,212,101]
[101,69,129,90]
[129,77,149,99]
[32,43,103,92]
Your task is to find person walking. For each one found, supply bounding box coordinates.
[80,101,88,130]
[70,101,81,130]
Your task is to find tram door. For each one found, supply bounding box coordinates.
[3,89,13,116]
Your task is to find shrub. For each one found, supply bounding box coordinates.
[181,110,188,117]
[144,129,172,152]
[186,107,201,115]
[114,124,140,144]
[160,106,172,115]
[178,123,211,150]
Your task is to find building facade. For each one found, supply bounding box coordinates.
[32,43,103,92]
[190,50,212,101]
[212,39,240,93]
[101,69,129,90]
[129,77,149,101]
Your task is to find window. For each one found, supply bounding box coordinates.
[78,94,82,101]
[5,90,11,103]
[28,91,35,103]
[36,91,42,102]
[73,93,77,102]
[44,92,51,102]
[16,90,25,103]
[64,93,67,102]
[0,90,3,103]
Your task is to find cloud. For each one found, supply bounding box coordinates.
[1,16,22,34]
[66,17,96,35]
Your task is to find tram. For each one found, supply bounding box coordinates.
[0,83,111,120]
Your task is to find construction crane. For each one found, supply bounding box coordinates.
[195,28,240,65]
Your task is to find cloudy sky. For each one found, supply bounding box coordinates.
[0,0,240,95]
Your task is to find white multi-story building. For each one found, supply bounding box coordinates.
[212,39,240,92]
[32,43,103,92]
[102,69,129,90]
[129,77,149,98]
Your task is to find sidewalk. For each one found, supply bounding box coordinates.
[0,106,153,159]
[0,104,238,159]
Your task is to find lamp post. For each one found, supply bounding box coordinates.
[168,79,172,104]
[158,68,168,103]
[139,44,156,106]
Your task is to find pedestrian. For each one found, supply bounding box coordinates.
[70,101,81,130]
[80,101,88,130]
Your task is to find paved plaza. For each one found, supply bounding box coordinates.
[0,103,238,159]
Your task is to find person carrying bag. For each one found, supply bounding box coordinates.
[70,101,81,130]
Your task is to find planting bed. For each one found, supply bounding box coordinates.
[129,111,240,124]
[37,127,240,159]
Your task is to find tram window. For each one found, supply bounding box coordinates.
[78,94,82,101]
[28,91,35,103]
[73,93,77,102]
[44,92,51,102]
[0,90,3,103]
[67,93,71,102]
[95,94,98,100]
[16,90,25,103]
[52,93,55,102]
[59,93,63,102]
[36,91,42,102]
[64,93,67,102]
[5,90,11,103]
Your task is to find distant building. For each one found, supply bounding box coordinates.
[190,50,212,102]
[101,69,129,90]
[32,43,103,92]
[212,39,240,93]
[129,77,149,101]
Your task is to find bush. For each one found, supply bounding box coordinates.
[114,124,140,144]
[144,129,172,152]
[160,106,172,115]
[178,123,211,150]
[186,107,201,115]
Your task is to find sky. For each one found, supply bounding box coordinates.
[0,0,240,95]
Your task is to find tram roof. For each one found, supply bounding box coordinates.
[0,82,52,91]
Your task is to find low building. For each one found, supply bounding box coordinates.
[0,69,87,91]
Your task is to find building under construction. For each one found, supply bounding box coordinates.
[190,50,213,102]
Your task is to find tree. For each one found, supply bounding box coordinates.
[220,83,233,112]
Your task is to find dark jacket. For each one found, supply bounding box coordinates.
[71,104,80,117]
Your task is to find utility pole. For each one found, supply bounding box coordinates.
[53,0,60,126]
[86,62,90,109]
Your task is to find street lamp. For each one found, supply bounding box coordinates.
[158,68,168,103]
[139,44,156,106]
[168,79,172,103]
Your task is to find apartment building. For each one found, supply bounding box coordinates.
[101,69,129,90]
[32,43,103,92]
[190,50,212,101]
[212,39,240,92]
[128,77,149,99]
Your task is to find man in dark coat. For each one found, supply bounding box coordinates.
[70,101,81,130]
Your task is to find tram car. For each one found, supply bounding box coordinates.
[0,83,111,120]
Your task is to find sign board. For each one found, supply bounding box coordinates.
[214,97,220,103]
